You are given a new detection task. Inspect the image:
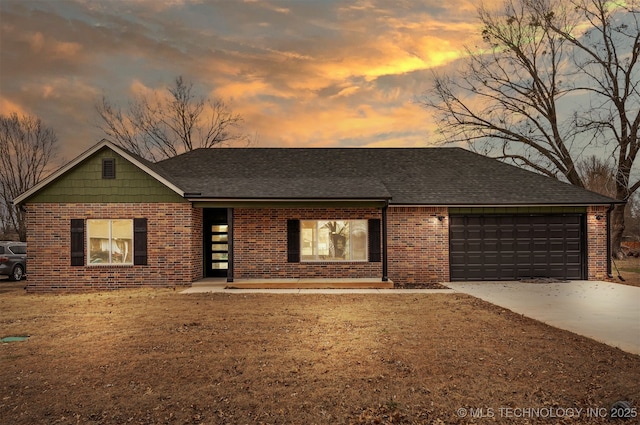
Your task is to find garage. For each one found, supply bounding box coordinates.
[449,214,586,281]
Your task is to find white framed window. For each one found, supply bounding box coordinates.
[87,219,133,264]
[300,220,367,261]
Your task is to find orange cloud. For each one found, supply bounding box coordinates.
[29,32,45,52]
[26,31,82,59]
[0,98,30,116]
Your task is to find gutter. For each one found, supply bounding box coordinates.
[607,203,615,278]
[389,202,624,208]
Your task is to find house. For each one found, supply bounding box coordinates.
[14,140,620,292]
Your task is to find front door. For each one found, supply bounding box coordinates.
[204,209,229,277]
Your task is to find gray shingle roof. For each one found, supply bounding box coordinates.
[155,147,618,205]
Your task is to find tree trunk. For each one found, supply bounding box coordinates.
[610,203,625,259]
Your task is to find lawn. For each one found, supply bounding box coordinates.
[0,283,638,424]
[612,256,640,287]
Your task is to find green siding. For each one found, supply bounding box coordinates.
[449,206,587,215]
[27,147,186,203]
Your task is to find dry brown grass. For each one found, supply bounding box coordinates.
[613,256,640,287]
[0,283,639,424]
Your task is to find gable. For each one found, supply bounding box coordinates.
[25,147,186,203]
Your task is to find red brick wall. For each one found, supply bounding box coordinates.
[232,207,450,284]
[24,203,610,292]
[587,205,609,280]
[387,207,449,285]
[191,207,203,282]
[233,208,383,279]
[24,203,202,292]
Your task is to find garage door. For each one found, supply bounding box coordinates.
[449,214,586,281]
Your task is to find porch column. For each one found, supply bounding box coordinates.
[382,204,388,281]
[227,208,234,282]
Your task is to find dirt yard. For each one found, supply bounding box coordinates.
[0,283,639,425]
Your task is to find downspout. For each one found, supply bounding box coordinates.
[606,204,614,278]
[382,202,389,281]
[227,208,234,283]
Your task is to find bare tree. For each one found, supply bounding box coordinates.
[578,156,640,246]
[624,193,640,243]
[96,76,250,162]
[420,0,639,257]
[0,113,58,241]
[577,155,616,197]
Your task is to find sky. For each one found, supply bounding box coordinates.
[0,0,489,162]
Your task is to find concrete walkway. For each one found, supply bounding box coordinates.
[447,280,640,355]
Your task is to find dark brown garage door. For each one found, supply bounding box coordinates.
[449,214,586,281]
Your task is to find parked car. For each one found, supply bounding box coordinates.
[0,241,26,281]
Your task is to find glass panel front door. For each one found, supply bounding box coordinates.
[204,209,229,277]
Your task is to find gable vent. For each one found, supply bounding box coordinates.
[102,158,116,179]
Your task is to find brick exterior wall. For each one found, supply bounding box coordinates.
[233,208,383,279]
[23,202,610,291]
[587,205,609,280]
[24,203,202,292]
[387,207,449,284]
[232,207,450,285]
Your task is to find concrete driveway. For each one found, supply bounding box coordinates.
[447,280,640,355]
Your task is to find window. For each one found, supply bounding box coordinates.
[300,220,367,261]
[8,245,26,255]
[87,219,133,264]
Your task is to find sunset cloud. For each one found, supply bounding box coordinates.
[0,0,485,160]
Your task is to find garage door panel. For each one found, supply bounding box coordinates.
[565,228,581,237]
[533,241,549,251]
[466,242,483,253]
[533,228,549,238]
[500,241,516,251]
[516,228,532,237]
[467,230,483,240]
[566,241,581,251]
[500,253,516,263]
[548,229,566,238]
[482,254,499,265]
[483,240,499,251]
[466,254,484,265]
[565,253,582,263]
[530,216,551,224]
[449,214,585,281]
[548,253,567,263]
[549,241,565,251]
[563,216,581,224]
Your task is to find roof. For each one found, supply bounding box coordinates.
[15,140,620,206]
[155,147,619,206]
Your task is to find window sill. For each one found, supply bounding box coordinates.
[300,260,369,264]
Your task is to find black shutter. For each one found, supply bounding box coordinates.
[70,219,85,266]
[134,218,148,265]
[368,219,381,262]
[287,219,300,263]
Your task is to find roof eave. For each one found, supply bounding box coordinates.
[389,201,624,207]
[187,197,391,202]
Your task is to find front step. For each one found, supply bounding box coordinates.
[224,278,393,290]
